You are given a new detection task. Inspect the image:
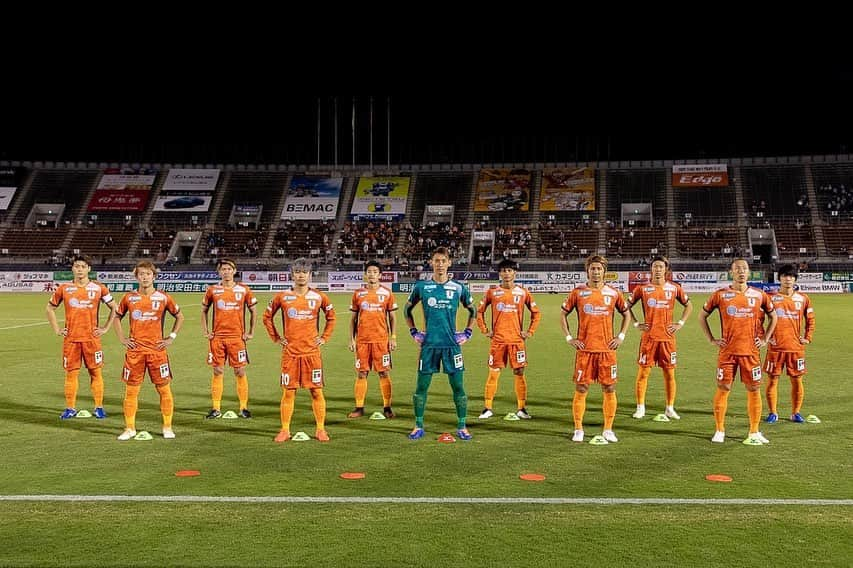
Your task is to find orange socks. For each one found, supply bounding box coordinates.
[746,389,762,433]
[379,375,392,407]
[89,368,104,408]
[603,391,617,430]
[156,384,174,428]
[713,389,730,432]
[791,378,804,415]
[634,367,651,406]
[311,389,327,430]
[572,391,588,430]
[765,376,779,414]
[211,374,224,410]
[123,384,141,430]
[64,369,80,408]
[236,374,249,410]
[662,368,677,407]
[280,389,296,430]
[483,368,500,408]
[514,374,527,410]
[354,377,368,407]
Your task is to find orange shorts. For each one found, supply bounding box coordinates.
[763,350,806,378]
[122,350,172,386]
[637,337,677,369]
[573,351,618,386]
[207,337,249,368]
[355,342,392,373]
[716,354,762,386]
[62,340,104,371]
[487,342,527,370]
[280,352,324,390]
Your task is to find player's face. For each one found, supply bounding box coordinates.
[587,262,605,283]
[779,274,797,290]
[71,261,89,280]
[650,261,667,282]
[292,268,310,286]
[218,264,236,281]
[431,254,451,274]
[135,268,155,288]
[499,267,516,285]
[364,266,381,285]
[731,260,749,284]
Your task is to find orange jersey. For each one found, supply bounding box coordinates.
[476,284,541,344]
[630,281,690,341]
[202,283,257,338]
[703,286,774,356]
[263,288,336,356]
[561,284,627,352]
[49,281,113,342]
[116,290,180,351]
[767,291,814,352]
[350,284,397,344]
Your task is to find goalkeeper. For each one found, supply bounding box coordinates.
[404,247,477,440]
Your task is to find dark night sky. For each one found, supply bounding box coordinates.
[3,71,851,165]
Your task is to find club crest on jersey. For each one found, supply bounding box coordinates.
[647,298,657,307]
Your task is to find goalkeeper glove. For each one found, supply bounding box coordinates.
[455,328,473,345]
[409,327,426,344]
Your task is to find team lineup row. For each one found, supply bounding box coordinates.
[45,249,815,445]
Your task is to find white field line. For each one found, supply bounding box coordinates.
[0,495,851,505]
[0,321,49,331]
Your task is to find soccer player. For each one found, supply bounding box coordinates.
[112,261,184,440]
[46,254,117,420]
[263,258,336,442]
[201,258,258,419]
[476,258,541,420]
[763,264,815,423]
[404,246,476,440]
[560,254,630,443]
[347,260,398,419]
[626,255,693,420]
[699,258,778,444]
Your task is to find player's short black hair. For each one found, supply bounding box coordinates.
[777,263,799,279]
[498,259,518,271]
[364,260,382,271]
